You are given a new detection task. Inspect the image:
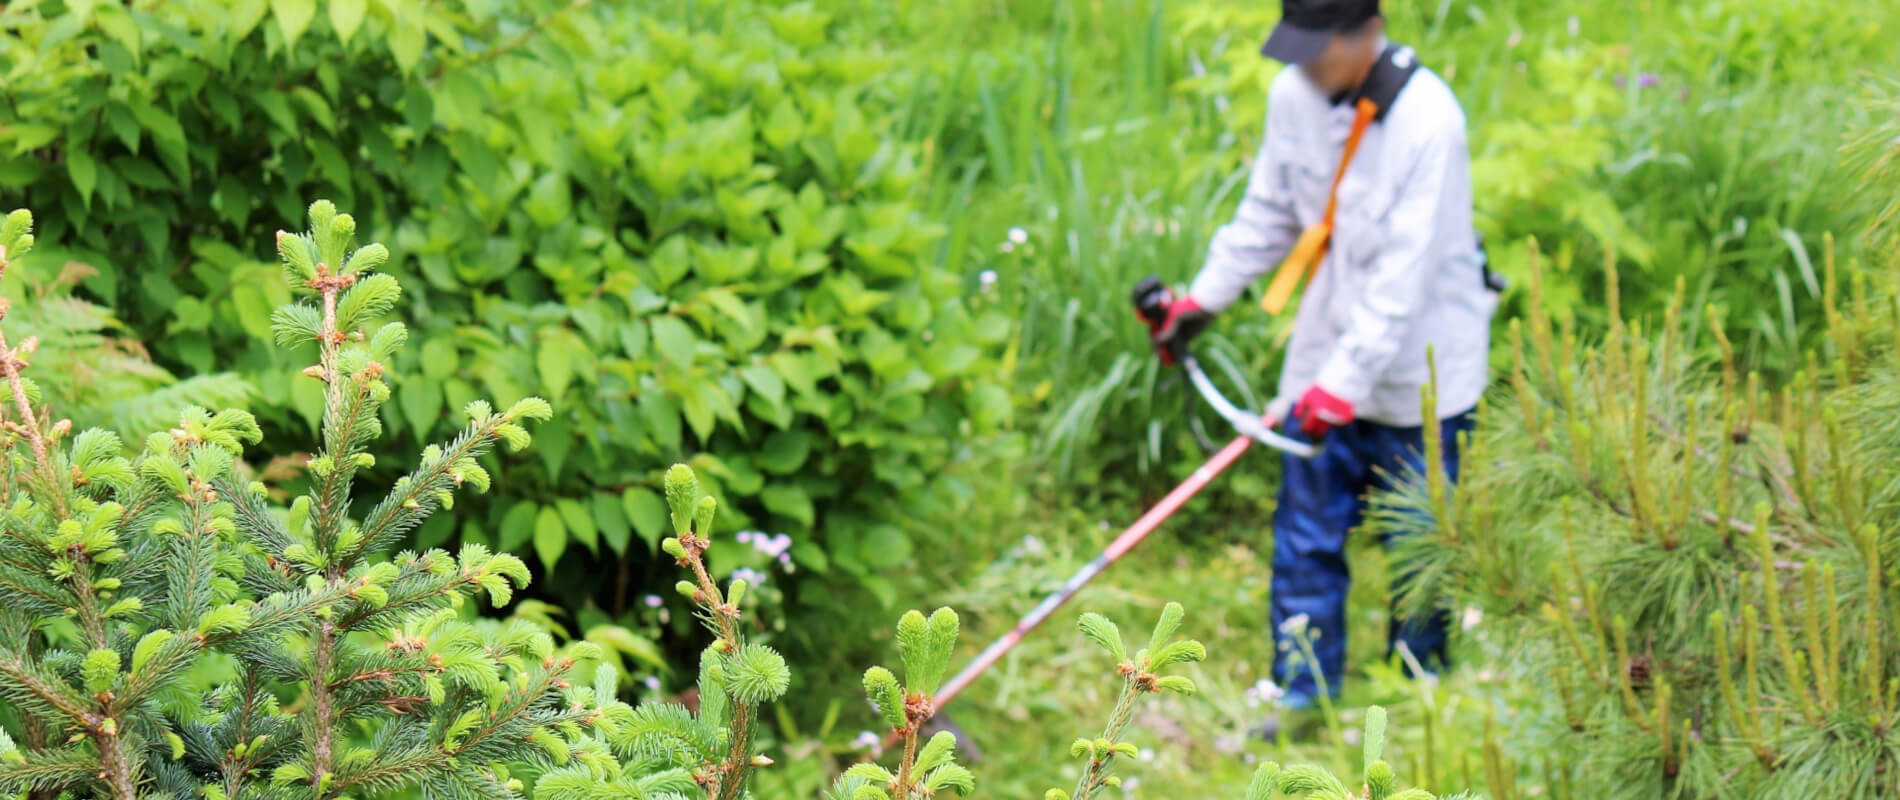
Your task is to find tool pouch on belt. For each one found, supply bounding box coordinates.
[1260,44,1420,315]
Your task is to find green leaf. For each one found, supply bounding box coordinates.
[591,492,631,555]
[398,376,442,438]
[537,336,575,401]
[67,146,98,208]
[740,363,785,409]
[389,0,426,73]
[329,0,367,43]
[95,7,142,63]
[271,0,318,46]
[498,502,537,553]
[420,337,458,380]
[860,525,911,570]
[622,488,667,554]
[584,625,668,672]
[757,430,814,474]
[534,505,566,570]
[760,486,813,527]
[555,498,597,554]
[7,125,58,155]
[650,316,697,369]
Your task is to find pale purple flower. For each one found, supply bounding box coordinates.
[732,567,767,585]
[1278,613,1310,636]
[979,270,997,293]
[643,676,661,691]
[736,531,757,544]
[852,730,883,757]
[1007,227,1029,245]
[1122,776,1142,793]
[643,594,664,608]
[1615,73,1660,89]
[751,533,793,559]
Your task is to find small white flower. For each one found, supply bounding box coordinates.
[852,730,884,757]
[643,676,661,691]
[978,270,998,293]
[732,567,767,585]
[1278,613,1310,636]
[1462,606,1484,631]
[999,241,1015,253]
[1098,520,1110,531]
[1007,226,1029,245]
[1566,15,1579,36]
[1122,776,1141,794]
[1344,728,1362,746]
[642,594,663,608]
[1020,534,1046,556]
[1506,29,1522,48]
[1137,748,1154,762]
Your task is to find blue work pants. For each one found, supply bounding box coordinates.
[1270,409,1474,708]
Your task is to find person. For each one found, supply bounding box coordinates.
[1141,0,1501,735]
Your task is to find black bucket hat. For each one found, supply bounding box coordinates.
[1261,0,1382,65]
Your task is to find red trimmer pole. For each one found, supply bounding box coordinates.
[929,432,1256,713]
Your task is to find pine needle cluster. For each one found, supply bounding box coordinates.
[1373,233,1900,798]
[0,202,594,800]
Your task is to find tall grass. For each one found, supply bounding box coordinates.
[855,0,1899,496]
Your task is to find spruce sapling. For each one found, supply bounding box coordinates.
[1043,603,1204,800]
[533,464,793,800]
[0,200,591,800]
[838,607,974,800]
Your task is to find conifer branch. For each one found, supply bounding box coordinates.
[0,652,96,727]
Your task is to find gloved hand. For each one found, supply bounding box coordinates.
[1147,296,1211,366]
[1290,384,1354,438]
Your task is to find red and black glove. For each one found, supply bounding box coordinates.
[1131,276,1213,366]
[1148,297,1212,366]
[1290,384,1354,438]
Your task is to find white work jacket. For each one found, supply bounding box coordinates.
[1187,45,1497,427]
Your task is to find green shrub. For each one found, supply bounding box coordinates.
[0,0,1013,686]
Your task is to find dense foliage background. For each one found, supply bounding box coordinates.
[3,0,1897,796]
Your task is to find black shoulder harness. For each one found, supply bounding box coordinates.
[1353,43,1421,122]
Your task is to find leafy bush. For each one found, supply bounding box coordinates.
[0,0,1012,685]
[0,202,595,800]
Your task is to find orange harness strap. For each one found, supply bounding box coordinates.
[1261,96,1380,315]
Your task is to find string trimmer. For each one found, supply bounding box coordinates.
[890,276,1317,758]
